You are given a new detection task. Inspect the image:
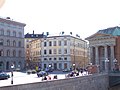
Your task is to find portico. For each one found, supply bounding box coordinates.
[86,26,120,72]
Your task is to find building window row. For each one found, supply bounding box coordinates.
[43,57,67,61]
[0,39,22,47]
[44,49,68,55]
[0,49,22,57]
[0,28,22,37]
[44,40,67,47]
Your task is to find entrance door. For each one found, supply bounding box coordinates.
[54,63,57,70]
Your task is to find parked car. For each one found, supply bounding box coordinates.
[0,72,10,80]
[45,68,53,72]
[62,69,70,72]
[37,71,48,77]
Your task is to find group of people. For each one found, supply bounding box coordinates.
[65,68,88,78]
[42,75,57,81]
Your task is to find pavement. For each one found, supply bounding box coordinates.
[0,71,89,87]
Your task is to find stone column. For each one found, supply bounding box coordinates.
[110,46,114,70]
[95,46,99,65]
[104,46,108,72]
[90,47,93,64]
[95,46,99,73]
[104,45,108,59]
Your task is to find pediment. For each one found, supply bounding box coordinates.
[86,33,112,40]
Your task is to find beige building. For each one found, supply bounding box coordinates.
[86,26,120,72]
[0,17,26,71]
[25,33,88,70]
[24,31,46,69]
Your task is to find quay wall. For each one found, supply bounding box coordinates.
[0,74,109,90]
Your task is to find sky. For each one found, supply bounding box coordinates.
[0,0,120,39]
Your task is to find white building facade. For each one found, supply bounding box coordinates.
[0,17,26,71]
[26,34,88,70]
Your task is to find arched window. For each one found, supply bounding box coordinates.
[7,40,10,46]
[13,40,16,47]
[18,41,21,47]
[0,50,4,56]
[7,50,10,56]
[7,30,10,36]
[0,39,3,45]
[18,50,22,57]
[13,50,16,57]
[13,31,16,37]
[0,28,4,35]
[18,32,22,37]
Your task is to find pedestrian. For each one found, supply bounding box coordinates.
[44,76,47,80]
[53,75,57,79]
[48,75,51,80]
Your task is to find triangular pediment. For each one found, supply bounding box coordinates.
[85,33,112,40]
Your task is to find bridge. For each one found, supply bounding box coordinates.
[109,71,120,88]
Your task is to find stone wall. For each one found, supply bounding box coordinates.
[0,74,109,90]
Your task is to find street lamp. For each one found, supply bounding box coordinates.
[49,64,51,69]
[11,64,14,84]
[73,63,75,71]
[105,58,109,73]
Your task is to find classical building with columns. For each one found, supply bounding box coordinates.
[0,17,26,71]
[86,26,120,72]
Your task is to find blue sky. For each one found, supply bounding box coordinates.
[0,0,120,39]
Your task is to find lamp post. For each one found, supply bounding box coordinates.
[49,64,51,69]
[73,63,75,72]
[11,64,14,84]
[105,58,109,73]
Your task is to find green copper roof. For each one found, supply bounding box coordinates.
[97,26,120,36]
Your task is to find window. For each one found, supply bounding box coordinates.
[54,58,57,60]
[64,40,67,46]
[59,57,62,60]
[26,45,29,48]
[19,32,22,37]
[7,30,10,36]
[54,49,57,54]
[0,39,3,45]
[64,57,67,60]
[49,41,52,46]
[7,40,10,46]
[49,49,52,54]
[18,50,22,57]
[7,50,10,56]
[64,49,67,54]
[58,41,61,46]
[0,50,3,56]
[13,40,16,47]
[13,31,16,37]
[53,41,56,46]
[18,41,21,47]
[44,50,47,54]
[44,58,47,60]
[58,49,61,54]
[13,50,16,57]
[49,58,52,60]
[44,42,47,47]
[0,29,4,35]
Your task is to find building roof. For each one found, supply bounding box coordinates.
[24,33,46,38]
[0,17,26,27]
[97,26,120,36]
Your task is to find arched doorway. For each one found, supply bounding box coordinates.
[0,62,4,71]
[6,61,9,70]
